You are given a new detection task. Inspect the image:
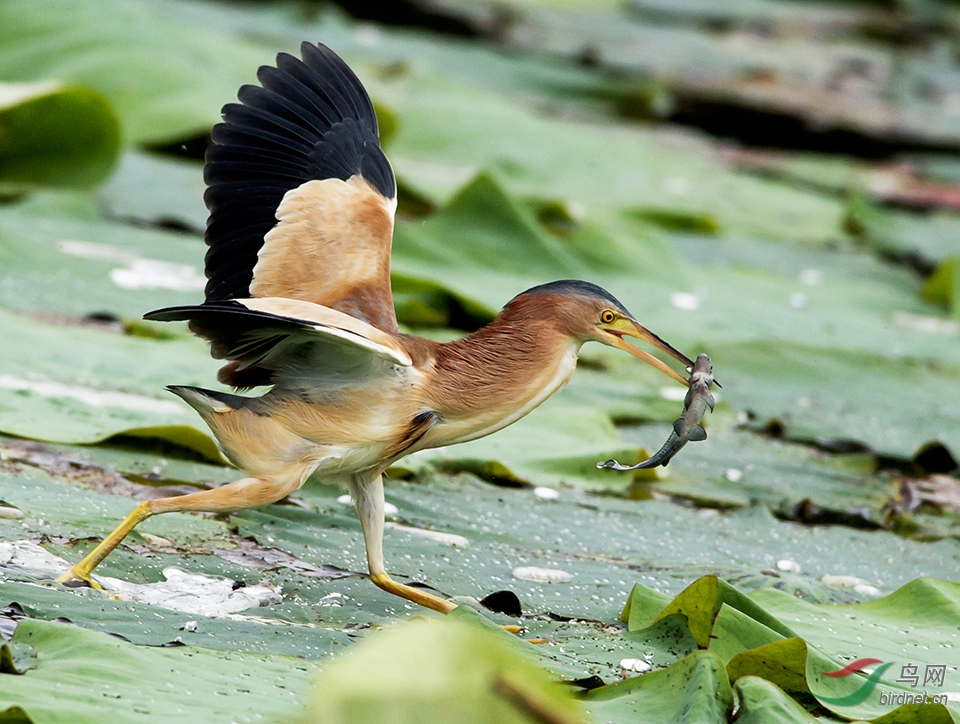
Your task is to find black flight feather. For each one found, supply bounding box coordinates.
[203,42,395,303]
[145,302,316,360]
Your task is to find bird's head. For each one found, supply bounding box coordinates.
[509,280,694,386]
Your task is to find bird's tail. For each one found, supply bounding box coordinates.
[167,385,318,485]
[167,385,251,417]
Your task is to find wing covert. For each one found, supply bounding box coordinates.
[145,301,411,390]
[203,42,398,333]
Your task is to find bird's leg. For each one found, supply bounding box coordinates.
[56,502,155,589]
[351,473,456,614]
[57,476,298,588]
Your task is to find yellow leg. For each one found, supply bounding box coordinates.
[369,571,457,614]
[56,502,154,588]
[351,473,521,626]
[354,480,524,629]
[57,475,301,588]
[352,472,458,615]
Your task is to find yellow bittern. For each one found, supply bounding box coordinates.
[58,43,693,614]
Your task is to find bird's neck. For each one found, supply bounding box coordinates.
[421,319,581,445]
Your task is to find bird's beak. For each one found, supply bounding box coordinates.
[600,318,694,386]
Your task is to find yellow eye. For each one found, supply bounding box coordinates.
[600,309,616,324]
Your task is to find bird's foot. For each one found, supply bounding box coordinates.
[370,571,457,614]
[56,567,104,590]
[369,573,539,638]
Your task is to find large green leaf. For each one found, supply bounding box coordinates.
[649,574,795,646]
[414,399,638,488]
[617,575,960,722]
[457,0,960,147]
[717,341,960,458]
[923,257,960,321]
[0,193,207,319]
[97,151,206,232]
[752,578,960,682]
[732,676,820,724]
[583,651,733,723]
[0,82,119,191]
[848,199,960,270]
[380,77,846,247]
[0,308,220,456]
[296,614,585,724]
[0,619,320,724]
[727,637,960,723]
[631,425,891,514]
[392,170,684,310]
[726,637,811,694]
[0,0,270,145]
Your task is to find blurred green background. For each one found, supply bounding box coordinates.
[0,1,958,722]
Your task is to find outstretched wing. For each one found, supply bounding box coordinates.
[203,42,398,333]
[145,300,411,390]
